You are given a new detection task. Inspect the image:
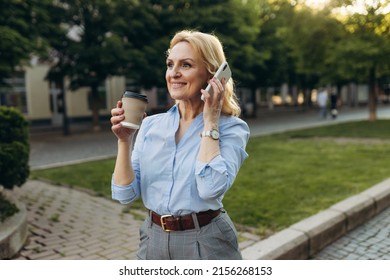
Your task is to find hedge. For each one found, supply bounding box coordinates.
[0,106,30,189]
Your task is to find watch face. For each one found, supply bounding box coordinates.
[211,129,219,139]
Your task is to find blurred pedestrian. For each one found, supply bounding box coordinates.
[317,88,328,119]
[330,90,338,119]
[110,30,249,260]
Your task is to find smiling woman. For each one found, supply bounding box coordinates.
[165,42,209,104]
[109,30,250,260]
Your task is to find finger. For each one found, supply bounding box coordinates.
[221,77,226,87]
[111,114,125,125]
[200,89,210,101]
[220,78,226,95]
[111,123,124,136]
[111,107,124,117]
[213,77,225,93]
[111,122,120,131]
[210,79,223,99]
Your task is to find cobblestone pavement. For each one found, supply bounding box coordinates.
[9,105,390,260]
[312,206,390,260]
[10,180,143,260]
[10,180,260,260]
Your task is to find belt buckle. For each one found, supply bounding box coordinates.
[160,215,173,232]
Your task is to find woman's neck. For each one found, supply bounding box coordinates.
[178,101,203,121]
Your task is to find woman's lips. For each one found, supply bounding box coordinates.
[171,82,186,89]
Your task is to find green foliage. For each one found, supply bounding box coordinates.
[0,106,29,145]
[0,106,30,189]
[0,193,19,222]
[3,0,390,117]
[0,0,53,83]
[327,6,390,83]
[252,0,296,87]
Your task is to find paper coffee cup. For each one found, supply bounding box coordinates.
[121,91,148,129]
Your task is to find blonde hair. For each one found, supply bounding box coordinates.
[168,30,241,117]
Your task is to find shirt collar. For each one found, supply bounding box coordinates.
[167,103,179,114]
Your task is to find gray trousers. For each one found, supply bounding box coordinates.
[136,209,242,260]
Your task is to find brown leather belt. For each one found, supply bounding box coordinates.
[150,209,220,232]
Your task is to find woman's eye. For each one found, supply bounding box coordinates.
[182,63,191,69]
[166,63,173,69]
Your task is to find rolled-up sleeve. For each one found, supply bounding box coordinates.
[195,119,249,200]
[111,119,147,205]
[111,175,139,204]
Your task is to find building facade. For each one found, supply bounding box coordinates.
[0,64,171,127]
[1,63,380,128]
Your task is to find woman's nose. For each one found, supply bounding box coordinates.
[169,67,181,78]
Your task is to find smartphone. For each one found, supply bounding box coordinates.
[202,61,232,100]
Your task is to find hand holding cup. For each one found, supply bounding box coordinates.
[111,91,148,141]
[120,91,148,129]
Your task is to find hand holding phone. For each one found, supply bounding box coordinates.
[201,62,232,101]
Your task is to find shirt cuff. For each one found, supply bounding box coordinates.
[111,175,136,204]
[195,154,226,176]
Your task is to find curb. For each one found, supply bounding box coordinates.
[31,154,116,171]
[241,177,390,260]
[0,199,28,259]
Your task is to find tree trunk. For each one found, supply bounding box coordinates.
[60,78,70,136]
[251,87,257,118]
[305,88,312,108]
[368,66,377,122]
[89,85,101,131]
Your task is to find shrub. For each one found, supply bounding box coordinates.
[0,193,19,222]
[0,106,30,189]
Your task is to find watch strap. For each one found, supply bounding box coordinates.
[200,129,219,140]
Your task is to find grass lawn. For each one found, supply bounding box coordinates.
[31,120,390,236]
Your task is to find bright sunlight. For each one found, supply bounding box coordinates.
[304,0,330,9]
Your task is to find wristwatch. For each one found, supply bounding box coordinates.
[200,129,220,140]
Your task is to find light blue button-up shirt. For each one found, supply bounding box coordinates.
[111,104,249,216]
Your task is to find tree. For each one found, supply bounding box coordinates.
[111,0,167,89]
[109,0,263,115]
[250,0,296,96]
[283,6,340,103]
[0,0,51,84]
[0,106,29,190]
[327,0,390,120]
[39,1,74,135]
[47,0,135,130]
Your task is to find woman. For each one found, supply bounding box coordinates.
[110,30,250,260]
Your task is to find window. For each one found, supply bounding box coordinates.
[0,72,27,113]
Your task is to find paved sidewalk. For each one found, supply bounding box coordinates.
[313,205,390,260]
[10,180,143,259]
[9,105,390,260]
[10,180,260,259]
